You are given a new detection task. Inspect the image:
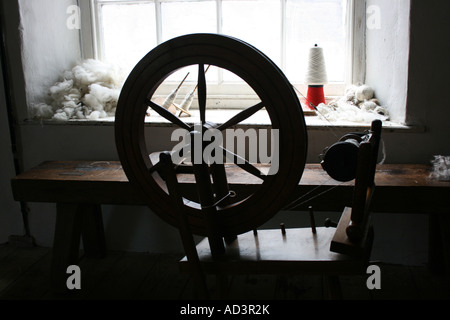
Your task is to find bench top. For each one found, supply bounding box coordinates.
[11,161,443,186]
[11,161,450,213]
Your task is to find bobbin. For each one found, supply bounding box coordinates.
[321,132,371,182]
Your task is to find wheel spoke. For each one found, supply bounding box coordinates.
[216,102,265,131]
[198,64,207,124]
[148,160,163,174]
[145,98,191,131]
[221,147,266,181]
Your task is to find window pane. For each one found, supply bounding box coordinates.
[161,1,218,82]
[161,1,217,41]
[96,0,348,89]
[163,64,219,86]
[285,0,347,83]
[222,0,281,81]
[100,3,157,75]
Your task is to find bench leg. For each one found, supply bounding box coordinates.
[429,214,445,274]
[324,275,343,300]
[429,214,450,276]
[81,204,107,258]
[51,203,107,292]
[51,203,83,292]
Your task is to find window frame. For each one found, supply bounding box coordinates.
[79,0,365,103]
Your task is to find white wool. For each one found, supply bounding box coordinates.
[318,100,389,123]
[89,83,118,101]
[318,84,389,123]
[86,83,120,114]
[82,93,103,112]
[87,111,101,120]
[87,110,107,120]
[49,79,73,95]
[61,100,80,110]
[66,88,82,101]
[32,59,125,121]
[63,70,75,81]
[49,79,74,104]
[76,109,86,119]
[344,84,358,104]
[356,85,374,101]
[360,100,378,112]
[62,107,76,118]
[72,59,124,89]
[72,63,98,86]
[30,103,54,119]
[430,155,450,181]
[344,85,357,99]
[375,106,389,117]
[52,111,69,121]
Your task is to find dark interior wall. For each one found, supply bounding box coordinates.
[0,0,448,265]
[405,0,450,128]
[0,36,23,241]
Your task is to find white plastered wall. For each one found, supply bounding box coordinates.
[18,0,81,106]
[365,0,410,124]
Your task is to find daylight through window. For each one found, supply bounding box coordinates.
[85,0,350,92]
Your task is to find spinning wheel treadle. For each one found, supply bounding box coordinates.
[115,34,307,237]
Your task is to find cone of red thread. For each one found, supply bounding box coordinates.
[304,44,328,110]
[306,85,326,110]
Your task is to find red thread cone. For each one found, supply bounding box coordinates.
[306,85,326,110]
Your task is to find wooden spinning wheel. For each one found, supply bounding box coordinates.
[115,34,307,237]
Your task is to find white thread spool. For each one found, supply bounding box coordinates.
[162,89,178,109]
[179,90,195,115]
[304,44,327,109]
[305,44,328,85]
[162,72,190,114]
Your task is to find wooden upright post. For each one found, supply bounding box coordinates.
[347,120,381,241]
[210,162,236,244]
[190,131,226,257]
[159,152,210,299]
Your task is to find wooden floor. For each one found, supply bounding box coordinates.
[1,244,449,301]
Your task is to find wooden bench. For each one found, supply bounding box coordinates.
[10,161,450,291]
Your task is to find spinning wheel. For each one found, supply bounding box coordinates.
[115,34,307,237]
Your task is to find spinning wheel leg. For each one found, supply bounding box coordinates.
[160,152,209,299]
[190,131,226,257]
[210,160,237,244]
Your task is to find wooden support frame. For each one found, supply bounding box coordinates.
[330,120,381,256]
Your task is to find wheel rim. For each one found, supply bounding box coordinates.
[115,34,307,237]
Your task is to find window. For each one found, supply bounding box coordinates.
[80,0,362,105]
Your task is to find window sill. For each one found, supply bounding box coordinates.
[22,109,423,133]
